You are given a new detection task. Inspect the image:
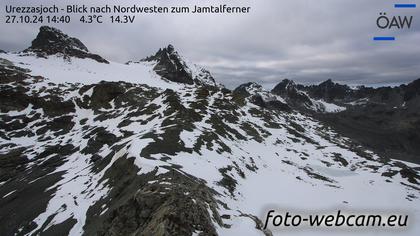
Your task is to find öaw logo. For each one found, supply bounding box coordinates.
[374,2,416,41]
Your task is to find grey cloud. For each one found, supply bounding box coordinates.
[1,0,419,89]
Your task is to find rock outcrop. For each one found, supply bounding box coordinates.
[24,26,108,63]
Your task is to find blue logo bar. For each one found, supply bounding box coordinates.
[373,37,396,41]
[394,4,416,8]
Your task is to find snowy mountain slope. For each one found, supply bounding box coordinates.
[1,27,420,236]
[0,52,181,90]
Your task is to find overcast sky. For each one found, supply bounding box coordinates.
[1,0,419,88]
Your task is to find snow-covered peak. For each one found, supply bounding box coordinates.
[23,26,108,63]
[27,26,88,53]
[134,44,218,87]
[142,44,180,62]
[188,63,219,87]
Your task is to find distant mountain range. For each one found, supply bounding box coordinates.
[0,26,419,236]
[235,77,420,164]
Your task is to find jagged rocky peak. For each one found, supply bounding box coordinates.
[25,26,108,63]
[141,44,217,86]
[233,82,263,97]
[309,79,352,101]
[30,26,88,52]
[319,78,334,86]
[143,44,176,61]
[272,79,314,109]
[233,82,291,111]
[271,79,299,95]
[142,44,194,84]
[317,79,350,91]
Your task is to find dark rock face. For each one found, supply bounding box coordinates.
[0,49,6,53]
[143,45,194,84]
[93,167,222,236]
[404,78,420,102]
[305,79,352,102]
[81,128,118,155]
[25,26,108,63]
[272,79,313,109]
[233,82,262,97]
[271,79,299,95]
[0,148,29,182]
[90,82,126,109]
[250,95,266,108]
[233,82,291,112]
[266,100,292,112]
[0,58,31,84]
[129,44,216,86]
[249,94,292,112]
[31,26,88,52]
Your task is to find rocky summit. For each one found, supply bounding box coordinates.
[0,27,420,236]
[24,26,108,64]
